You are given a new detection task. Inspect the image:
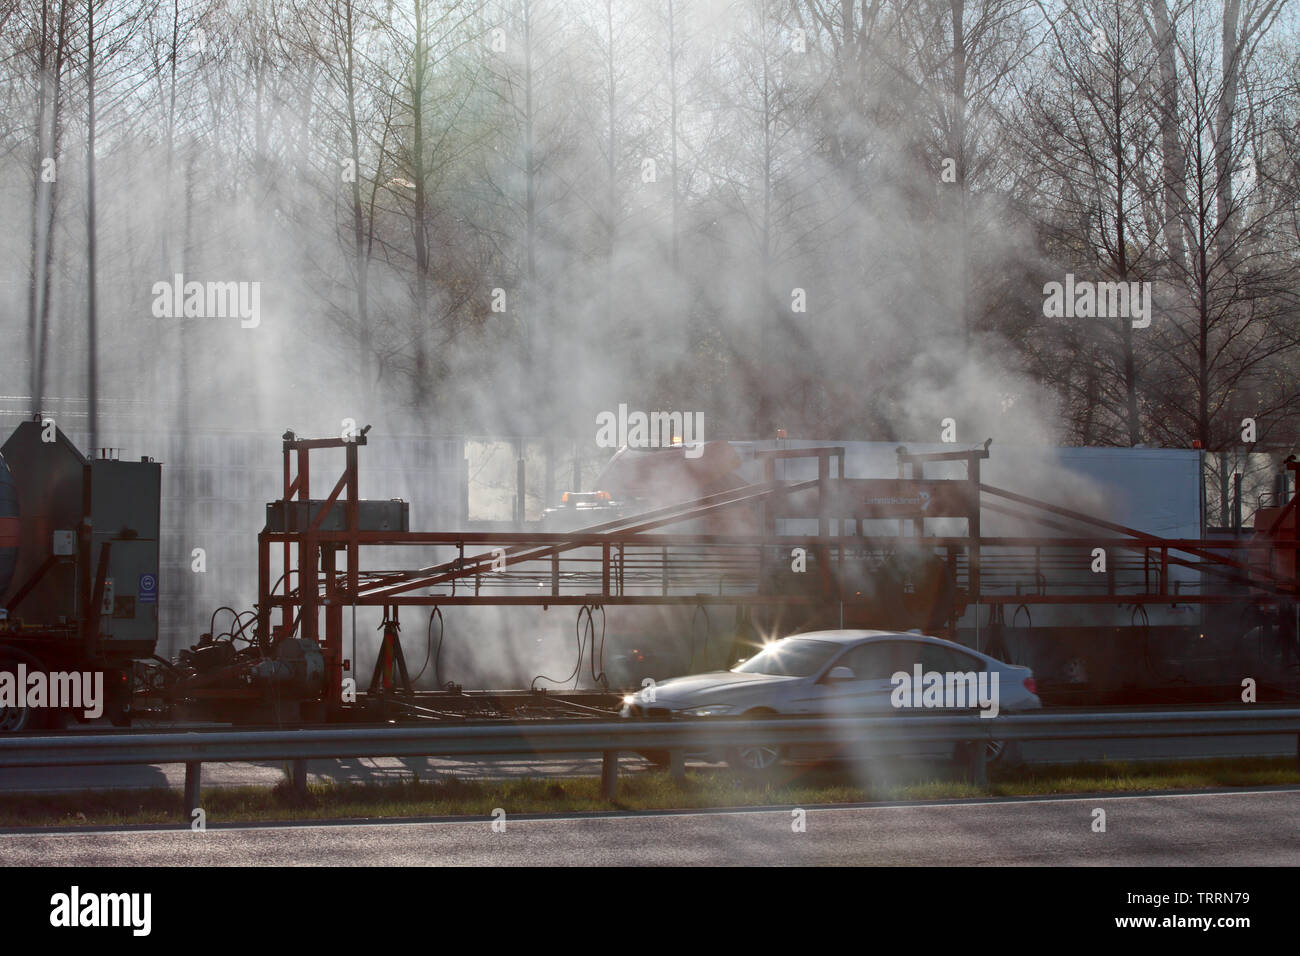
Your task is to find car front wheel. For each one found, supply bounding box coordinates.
[725,710,785,777]
[636,749,672,768]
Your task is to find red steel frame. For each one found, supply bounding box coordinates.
[257,433,1299,712]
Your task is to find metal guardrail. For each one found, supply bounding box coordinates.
[2,707,1298,816]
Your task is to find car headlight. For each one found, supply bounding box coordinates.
[622,695,637,707]
[680,704,734,716]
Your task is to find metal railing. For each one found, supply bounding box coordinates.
[2,707,1298,818]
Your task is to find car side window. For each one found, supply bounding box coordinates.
[906,642,985,673]
[833,643,904,681]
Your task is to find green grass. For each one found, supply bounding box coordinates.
[0,756,1295,829]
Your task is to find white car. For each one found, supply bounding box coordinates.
[621,629,1040,772]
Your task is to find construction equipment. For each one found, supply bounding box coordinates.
[2,419,1297,731]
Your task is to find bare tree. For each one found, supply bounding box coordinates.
[25,0,71,414]
[898,0,1035,348]
[1018,0,1165,444]
[1144,1,1299,451]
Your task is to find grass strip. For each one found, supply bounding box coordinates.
[0,756,1295,829]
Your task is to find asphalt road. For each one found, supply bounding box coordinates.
[2,789,1296,865]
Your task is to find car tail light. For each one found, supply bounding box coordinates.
[1023,677,1038,695]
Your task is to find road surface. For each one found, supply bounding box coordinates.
[2,789,1296,865]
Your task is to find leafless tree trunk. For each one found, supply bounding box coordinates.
[340,0,372,400]
[1146,0,1189,269]
[411,0,431,404]
[26,0,69,416]
[86,0,100,452]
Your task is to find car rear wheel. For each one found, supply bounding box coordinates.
[953,738,1021,771]
[986,739,1022,767]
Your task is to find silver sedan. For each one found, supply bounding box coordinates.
[621,629,1040,773]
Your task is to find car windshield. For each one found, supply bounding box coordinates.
[730,638,840,677]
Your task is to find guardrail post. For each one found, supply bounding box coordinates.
[958,741,986,786]
[184,762,202,818]
[292,759,309,798]
[669,749,685,783]
[971,743,987,786]
[601,750,619,799]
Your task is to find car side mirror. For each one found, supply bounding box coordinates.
[824,666,856,682]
